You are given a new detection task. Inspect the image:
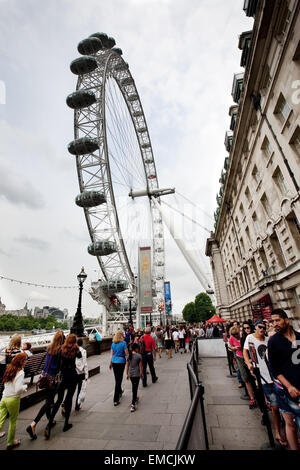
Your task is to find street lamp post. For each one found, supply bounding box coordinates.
[71,267,87,337]
[128,295,133,326]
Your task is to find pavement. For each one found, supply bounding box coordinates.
[0,349,190,451]
[0,345,280,451]
[199,356,277,450]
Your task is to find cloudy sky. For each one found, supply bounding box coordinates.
[0,0,253,319]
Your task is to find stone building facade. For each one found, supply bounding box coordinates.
[206,0,300,328]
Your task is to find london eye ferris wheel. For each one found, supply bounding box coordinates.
[66,33,173,324]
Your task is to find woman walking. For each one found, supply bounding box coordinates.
[126,343,143,412]
[164,326,173,359]
[155,327,163,359]
[109,330,128,406]
[0,334,23,401]
[44,334,82,438]
[26,330,64,440]
[0,352,28,450]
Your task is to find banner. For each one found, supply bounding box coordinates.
[164,281,172,315]
[139,247,152,313]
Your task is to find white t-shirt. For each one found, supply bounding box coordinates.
[178,329,185,339]
[172,331,179,341]
[243,334,272,384]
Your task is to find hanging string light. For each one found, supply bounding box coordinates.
[0,275,77,289]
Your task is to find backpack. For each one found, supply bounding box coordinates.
[139,336,145,354]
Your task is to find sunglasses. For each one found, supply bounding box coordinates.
[244,326,251,330]
[257,325,266,330]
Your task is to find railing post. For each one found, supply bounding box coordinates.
[225,343,234,377]
[199,384,209,450]
[253,367,275,449]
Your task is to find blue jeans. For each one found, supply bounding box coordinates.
[274,383,300,430]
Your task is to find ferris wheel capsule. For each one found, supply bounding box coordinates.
[70,56,98,75]
[88,241,117,256]
[75,191,106,208]
[112,47,123,56]
[89,32,109,47]
[77,37,103,55]
[68,137,99,155]
[66,90,97,110]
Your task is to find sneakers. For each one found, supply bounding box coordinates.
[114,401,120,406]
[152,377,158,383]
[130,404,136,412]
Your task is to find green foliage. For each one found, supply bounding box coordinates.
[194,292,216,322]
[182,292,216,323]
[182,302,197,323]
[0,314,67,331]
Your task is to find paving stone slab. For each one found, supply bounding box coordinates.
[211,426,268,449]
[156,425,183,444]
[125,412,172,426]
[104,439,164,450]
[101,423,160,442]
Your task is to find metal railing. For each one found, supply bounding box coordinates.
[176,338,209,450]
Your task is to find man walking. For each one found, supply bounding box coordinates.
[268,309,300,450]
[141,327,158,387]
[243,319,287,444]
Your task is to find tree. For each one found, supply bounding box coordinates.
[194,292,216,322]
[182,302,198,323]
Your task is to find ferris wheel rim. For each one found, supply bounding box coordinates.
[72,47,165,303]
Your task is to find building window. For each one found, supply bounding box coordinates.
[273,166,288,195]
[245,226,251,242]
[250,258,259,281]
[240,202,245,217]
[274,93,291,123]
[259,246,269,272]
[252,165,261,185]
[261,193,272,217]
[286,211,300,251]
[269,231,286,268]
[240,237,245,254]
[245,186,251,203]
[261,136,273,159]
[252,212,260,233]
[289,125,300,156]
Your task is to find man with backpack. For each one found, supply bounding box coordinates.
[140,327,158,387]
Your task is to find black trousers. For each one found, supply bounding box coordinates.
[49,377,78,425]
[34,387,57,423]
[112,363,125,402]
[130,377,140,405]
[142,352,156,386]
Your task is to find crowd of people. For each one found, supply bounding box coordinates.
[225,309,300,450]
[0,331,88,449]
[0,310,299,451]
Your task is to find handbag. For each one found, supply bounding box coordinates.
[78,379,88,404]
[36,355,61,391]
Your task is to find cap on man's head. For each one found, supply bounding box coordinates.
[254,319,265,326]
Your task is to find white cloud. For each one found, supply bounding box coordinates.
[27,290,50,302]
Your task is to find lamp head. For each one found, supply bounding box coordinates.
[77,266,87,284]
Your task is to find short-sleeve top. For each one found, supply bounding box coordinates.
[229,335,243,358]
[128,352,142,377]
[111,341,127,363]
